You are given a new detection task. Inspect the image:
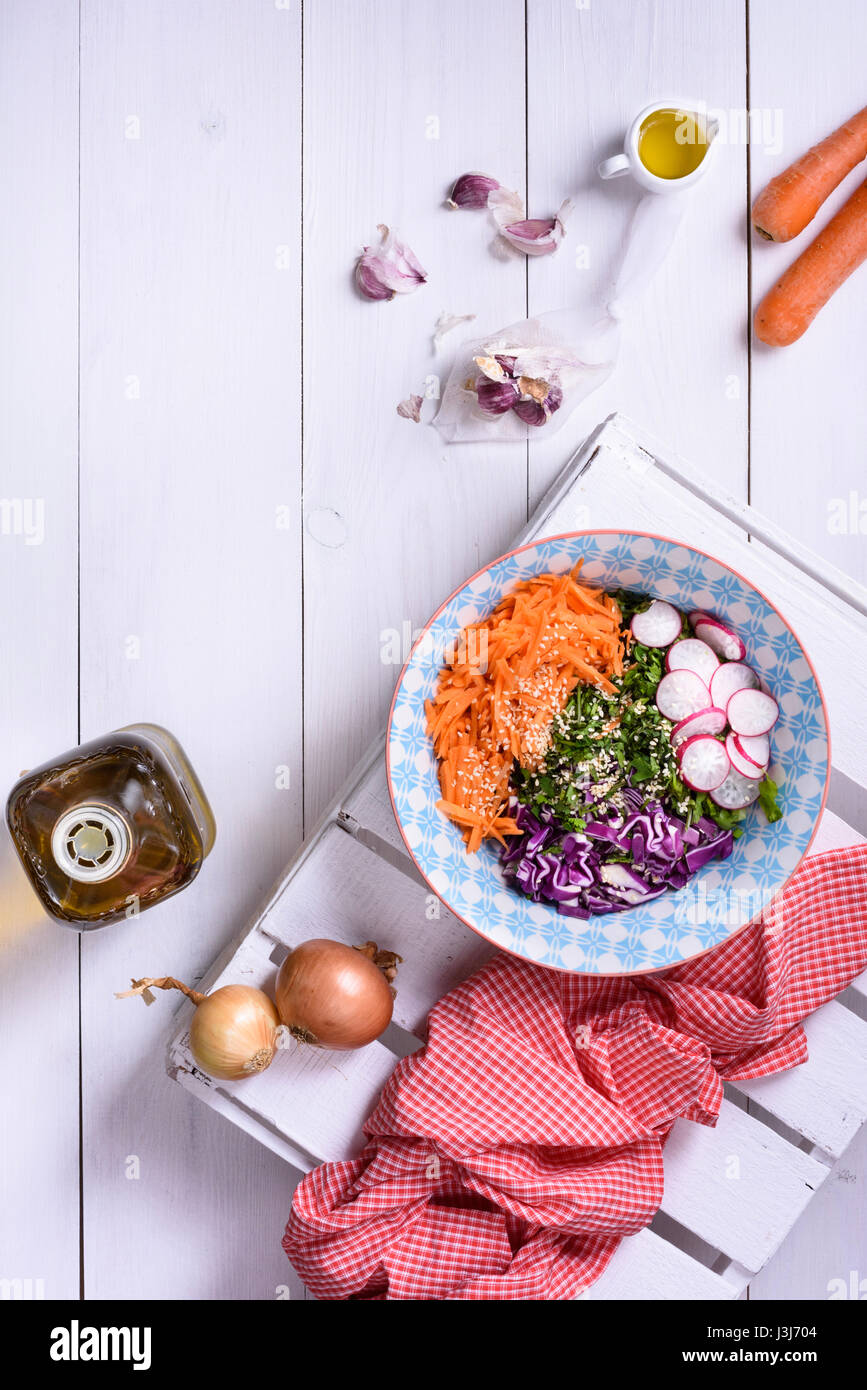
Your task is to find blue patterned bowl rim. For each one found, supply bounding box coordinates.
[386,530,831,976]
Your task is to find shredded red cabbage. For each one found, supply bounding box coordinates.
[500,789,733,918]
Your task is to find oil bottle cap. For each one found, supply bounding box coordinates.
[50,804,131,883]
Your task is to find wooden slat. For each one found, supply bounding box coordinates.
[301,0,529,826]
[729,810,867,1156]
[808,808,866,856]
[845,968,867,1009]
[749,0,867,590]
[747,63,867,1332]
[170,936,398,1164]
[260,825,493,1037]
[743,1118,867,1302]
[0,0,81,1299]
[660,1099,827,1272]
[579,1228,739,1302]
[78,0,304,1300]
[342,738,408,855]
[525,0,749,510]
[733,1002,867,1158]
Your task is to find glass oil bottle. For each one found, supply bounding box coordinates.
[6,723,215,929]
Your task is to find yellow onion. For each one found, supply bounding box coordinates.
[275,939,396,1050]
[116,976,281,1080]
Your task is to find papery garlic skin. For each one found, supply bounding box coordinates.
[433,310,476,351]
[488,186,526,225]
[473,354,508,383]
[447,172,501,210]
[355,225,428,301]
[397,393,424,423]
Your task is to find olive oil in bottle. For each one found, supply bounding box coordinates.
[6,723,215,929]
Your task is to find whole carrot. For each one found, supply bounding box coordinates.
[754,176,867,345]
[752,104,867,242]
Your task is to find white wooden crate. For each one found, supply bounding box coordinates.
[167,414,867,1299]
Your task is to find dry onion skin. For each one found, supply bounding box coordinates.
[116,976,280,1081]
[275,938,397,1050]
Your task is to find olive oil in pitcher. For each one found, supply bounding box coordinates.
[637,107,711,180]
[6,723,215,929]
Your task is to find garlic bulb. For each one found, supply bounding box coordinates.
[472,353,564,427]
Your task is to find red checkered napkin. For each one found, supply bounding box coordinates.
[284,845,867,1300]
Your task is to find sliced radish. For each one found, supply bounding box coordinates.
[631,600,682,648]
[688,609,712,629]
[737,732,770,768]
[709,661,759,710]
[727,732,763,778]
[727,687,779,737]
[670,707,728,747]
[710,767,762,810]
[655,669,711,721]
[665,637,720,685]
[677,735,731,792]
[693,617,747,662]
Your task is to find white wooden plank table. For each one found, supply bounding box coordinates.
[1,0,866,1302]
[0,0,80,1302]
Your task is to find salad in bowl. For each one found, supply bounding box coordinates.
[387,532,829,974]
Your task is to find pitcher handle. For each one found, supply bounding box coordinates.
[597,152,631,179]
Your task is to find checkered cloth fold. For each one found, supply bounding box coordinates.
[284,845,867,1300]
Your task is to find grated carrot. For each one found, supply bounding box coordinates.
[427,563,625,852]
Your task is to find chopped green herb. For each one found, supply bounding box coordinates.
[515,599,765,838]
[758,774,783,823]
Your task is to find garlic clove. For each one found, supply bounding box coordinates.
[513,398,548,426]
[506,216,557,239]
[355,224,428,300]
[513,382,563,426]
[495,198,572,257]
[446,172,501,210]
[355,255,394,299]
[355,256,395,300]
[545,383,564,414]
[476,376,520,416]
